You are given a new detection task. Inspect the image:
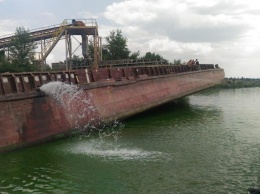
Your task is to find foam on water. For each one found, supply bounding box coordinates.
[66,139,170,161]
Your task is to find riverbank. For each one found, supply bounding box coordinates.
[214,78,260,88]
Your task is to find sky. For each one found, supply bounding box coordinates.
[0,0,260,78]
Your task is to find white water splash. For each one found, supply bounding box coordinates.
[40,82,78,100]
[40,82,168,161]
[40,82,100,132]
[40,81,122,138]
[67,139,170,161]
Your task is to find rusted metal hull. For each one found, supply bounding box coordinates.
[91,69,224,120]
[0,66,224,153]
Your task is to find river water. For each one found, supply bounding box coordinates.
[1,88,260,194]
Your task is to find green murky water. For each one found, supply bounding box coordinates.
[1,88,260,193]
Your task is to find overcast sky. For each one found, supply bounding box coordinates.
[1,0,260,78]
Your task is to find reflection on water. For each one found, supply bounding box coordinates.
[0,88,260,193]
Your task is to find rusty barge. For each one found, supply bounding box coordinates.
[0,19,224,152]
[0,63,224,153]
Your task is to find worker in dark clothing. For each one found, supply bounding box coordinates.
[195,59,199,65]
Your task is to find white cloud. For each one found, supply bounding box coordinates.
[1,0,260,78]
[102,0,260,77]
[78,11,99,19]
[105,1,158,24]
[104,0,248,42]
[0,19,45,41]
[0,19,21,36]
[41,11,54,17]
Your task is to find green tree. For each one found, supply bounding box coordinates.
[71,54,83,67]
[0,58,19,73]
[172,59,182,65]
[9,27,37,72]
[0,50,17,73]
[129,51,140,60]
[87,29,172,65]
[105,29,130,60]
[141,52,161,60]
[141,52,168,63]
[0,50,5,60]
[88,39,108,62]
[88,30,130,61]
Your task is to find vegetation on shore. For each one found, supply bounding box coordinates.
[214,78,260,89]
[0,27,41,73]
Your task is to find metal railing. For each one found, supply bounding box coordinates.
[99,59,168,68]
[0,63,218,96]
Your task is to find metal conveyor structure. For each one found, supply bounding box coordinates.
[0,19,101,70]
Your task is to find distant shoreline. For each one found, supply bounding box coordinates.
[214,78,260,88]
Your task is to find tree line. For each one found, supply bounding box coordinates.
[0,27,182,73]
[212,78,260,89]
[0,27,39,73]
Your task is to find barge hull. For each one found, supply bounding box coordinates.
[0,67,224,153]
